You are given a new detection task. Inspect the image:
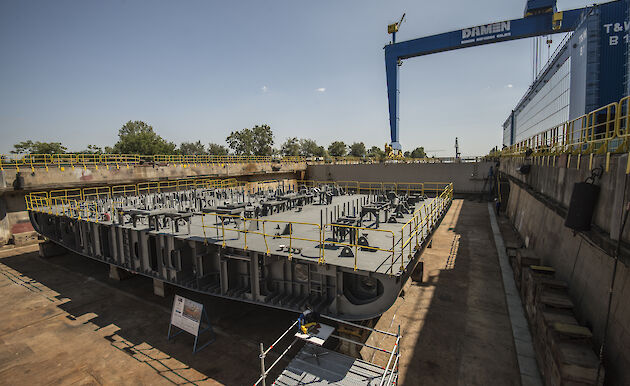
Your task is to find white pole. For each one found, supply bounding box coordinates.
[259,343,266,386]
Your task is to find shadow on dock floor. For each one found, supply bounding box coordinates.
[0,245,296,385]
[365,199,521,385]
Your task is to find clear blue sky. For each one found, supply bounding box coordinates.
[0,0,593,156]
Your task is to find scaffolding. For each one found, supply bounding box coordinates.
[255,314,401,386]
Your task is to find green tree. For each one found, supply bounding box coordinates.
[281,137,300,156]
[12,140,34,153]
[299,139,326,157]
[367,146,384,160]
[226,128,253,155]
[226,124,274,156]
[404,151,411,158]
[111,121,176,155]
[252,125,274,156]
[328,141,347,157]
[11,140,67,154]
[410,146,426,159]
[207,143,229,155]
[179,140,206,155]
[349,142,366,157]
[81,145,103,154]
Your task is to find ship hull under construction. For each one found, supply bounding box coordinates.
[28,180,452,321]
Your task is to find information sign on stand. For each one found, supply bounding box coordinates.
[167,295,215,353]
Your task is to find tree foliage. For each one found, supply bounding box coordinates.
[349,142,366,158]
[179,140,206,155]
[299,139,326,157]
[327,141,347,157]
[367,146,385,160]
[110,120,176,155]
[11,140,67,154]
[281,137,300,157]
[81,145,103,154]
[207,143,229,156]
[226,124,274,156]
[410,146,426,159]
[226,129,253,155]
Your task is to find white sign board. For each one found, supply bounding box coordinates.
[170,295,203,336]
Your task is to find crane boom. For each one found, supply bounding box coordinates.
[385,2,589,150]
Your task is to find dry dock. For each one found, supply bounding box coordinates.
[0,199,524,385]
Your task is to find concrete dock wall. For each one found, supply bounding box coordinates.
[500,154,630,245]
[0,162,306,193]
[306,162,494,194]
[0,192,31,244]
[506,181,630,385]
[501,153,630,384]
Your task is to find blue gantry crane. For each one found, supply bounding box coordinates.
[384,0,590,152]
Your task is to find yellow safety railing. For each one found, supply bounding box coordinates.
[83,186,112,201]
[47,197,101,222]
[112,184,138,196]
[247,179,301,194]
[298,180,450,197]
[200,213,323,260]
[27,179,454,274]
[500,96,630,158]
[152,154,305,165]
[1,153,306,171]
[400,183,453,271]
[50,188,82,202]
[322,223,396,272]
[260,179,435,198]
[1,152,477,171]
[26,191,49,211]
[198,182,453,272]
[617,95,630,145]
[26,176,244,216]
[297,180,358,192]
[199,212,397,272]
[0,154,143,172]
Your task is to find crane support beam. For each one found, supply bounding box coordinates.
[385,7,588,150]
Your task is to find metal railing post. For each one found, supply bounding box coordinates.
[391,235,395,275]
[244,217,248,250]
[201,215,208,245]
[288,222,293,260]
[262,221,269,254]
[259,343,266,386]
[319,226,324,264]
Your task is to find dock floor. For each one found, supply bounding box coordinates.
[0,244,295,385]
[363,199,521,384]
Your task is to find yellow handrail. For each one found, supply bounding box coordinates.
[28,180,454,274]
[323,223,396,272]
[499,95,630,158]
[199,213,322,261]
[0,153,306,171]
